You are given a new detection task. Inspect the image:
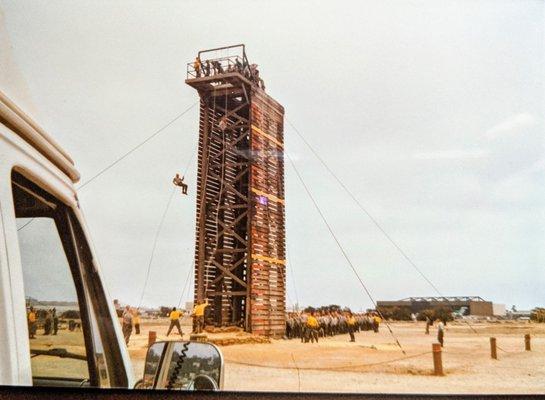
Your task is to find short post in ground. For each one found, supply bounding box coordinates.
[525,334,531,351]
[432,343,444,376]
[148,330,157,347]
[490,337,497,359]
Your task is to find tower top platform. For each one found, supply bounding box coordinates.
[185,44,266,94]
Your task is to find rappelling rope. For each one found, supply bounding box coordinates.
[177,260,195,308]
[136,187,177,308]
[285,243,300,308]
[286,152,406,354]
[137,142,198,308]
[286,118,441,296]
[79,103,197,191]
[225,350,431,371]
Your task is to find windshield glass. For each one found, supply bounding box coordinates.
[12,172,90,382]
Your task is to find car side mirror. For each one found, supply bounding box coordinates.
[138,341,224,390]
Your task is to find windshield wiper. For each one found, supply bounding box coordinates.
[30,348,87,361]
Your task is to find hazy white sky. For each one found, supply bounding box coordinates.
[1,0,544,310]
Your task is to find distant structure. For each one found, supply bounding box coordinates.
[377,296,497,317]
[186,45,286,337]
[492,303,506,317]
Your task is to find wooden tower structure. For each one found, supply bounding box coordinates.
[186,45,286,337]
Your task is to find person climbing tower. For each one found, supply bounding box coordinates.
[218,116,228,132]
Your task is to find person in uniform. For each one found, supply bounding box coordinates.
[330,312,338,336]
[193,57,202,78]
[300,313,308,342]
[306,312,319,343]
[27,307,37,339]
[192,300,209,334]
[43,309,52,335]
[235,58,243,73]
[52,308,59,335]
[133,308,141,335]
[121,305,133,345]
[173,173,188,195]
[285,313,294,339]
[437,319,445,347]
[218,116,228,132]
[425,316,431,335]
[346,312,357,342]
[166,307,184,337]
[372,313,381,333]
[214,61,224,74]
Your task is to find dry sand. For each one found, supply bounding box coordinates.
[126,318,545,394]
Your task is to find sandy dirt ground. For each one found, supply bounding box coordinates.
[29,324,88,379]
[126,318,545,394]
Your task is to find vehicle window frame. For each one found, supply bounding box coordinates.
[65,210,129,388]
[11,169,100,387]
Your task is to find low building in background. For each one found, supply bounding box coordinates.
[377,296,494,317]
[507,310,532,320]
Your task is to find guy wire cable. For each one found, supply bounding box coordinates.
[287,119,478,334]
[286,152,406,354]
[17,101,198,232]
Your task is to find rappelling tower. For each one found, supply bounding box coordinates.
[186,45,286,337]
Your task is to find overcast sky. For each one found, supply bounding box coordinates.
[1,1,544,310]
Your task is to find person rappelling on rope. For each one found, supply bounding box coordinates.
[173,173,188,195]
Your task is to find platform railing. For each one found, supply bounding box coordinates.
[187,55,248,79]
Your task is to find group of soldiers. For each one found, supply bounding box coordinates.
[286,310,448,346]
[163,300,209,339]
[121,299,209,345]
[27,307,59,339]
[285,311,382,343]
[193,56,266,89]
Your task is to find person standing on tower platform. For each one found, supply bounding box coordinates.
[235,58,243,73]
[166,307,184,337]
[204,60,211,77]
[192,300,209,334]
[214,61,224,74]
[194,57,202,78]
